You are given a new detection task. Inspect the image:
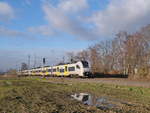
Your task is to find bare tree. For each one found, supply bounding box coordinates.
[67,25,150,79]
[66,52,76,63]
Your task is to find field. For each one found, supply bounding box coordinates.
[0,77,150,113]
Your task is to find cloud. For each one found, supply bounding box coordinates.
[30,0,150,40]
[0,2,14,21]
[29,0,97,40]
[0,26,29,38]
[25,0,32,6]
[89,0,150,36]
[41,0,98,40]
[58,0,88,13]
[28,25,54,36]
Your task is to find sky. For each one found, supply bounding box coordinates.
[0,0,150,71]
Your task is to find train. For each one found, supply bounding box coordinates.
[18,60,93,77]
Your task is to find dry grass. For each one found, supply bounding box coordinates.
[0,77,150,113]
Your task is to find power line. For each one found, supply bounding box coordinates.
[33,54,37,68]
[28,55,30,69]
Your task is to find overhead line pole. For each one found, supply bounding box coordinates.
[28,55,30,76]
[28,55,30,69]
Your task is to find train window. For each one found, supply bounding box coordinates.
[48,69,51,72]
[82,95,89,102]
[76,65,80,69]
[60,69,64,73]
[53,69,56,72]
[57,67,59,72]
[82,61,89,68]
[68,67,75,71]
[76,94,80,98]
[65,66,67,71]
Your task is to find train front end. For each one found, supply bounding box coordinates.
[79,61,93,77]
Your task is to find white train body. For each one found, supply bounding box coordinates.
[19,61,92,77]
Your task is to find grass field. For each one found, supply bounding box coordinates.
[0,77,150,113]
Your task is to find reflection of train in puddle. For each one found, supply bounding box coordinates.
[71,93,133,110]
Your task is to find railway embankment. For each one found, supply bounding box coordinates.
[35,77,150,88]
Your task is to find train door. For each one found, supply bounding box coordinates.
[76,64,81,76]
[64,65,69,76]
[56,67,60,76]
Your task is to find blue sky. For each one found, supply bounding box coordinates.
[0,0,107,50]
[0,0,150,71]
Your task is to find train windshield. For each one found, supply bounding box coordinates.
[82,61,89,68]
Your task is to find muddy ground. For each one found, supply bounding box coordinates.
[0,77,150,113]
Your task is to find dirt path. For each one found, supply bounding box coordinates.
[46,77,150,88]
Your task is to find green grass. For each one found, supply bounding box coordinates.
[0,77,150,113]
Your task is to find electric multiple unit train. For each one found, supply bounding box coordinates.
[18,61,92,77]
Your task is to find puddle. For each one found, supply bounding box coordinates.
[71,93,134,110]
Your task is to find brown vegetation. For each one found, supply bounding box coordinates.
[69,25,150,79]
[3,69,17,77]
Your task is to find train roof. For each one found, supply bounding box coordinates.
[55,60,87,66]
[25,60,89,70]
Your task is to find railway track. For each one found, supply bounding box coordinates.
[40,77,150,88]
